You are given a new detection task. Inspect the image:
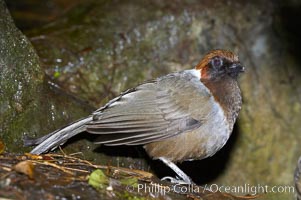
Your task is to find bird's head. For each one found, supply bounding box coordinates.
[195,49,245,80]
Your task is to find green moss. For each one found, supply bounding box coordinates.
[88,169,109,189]
[120,177,139,188]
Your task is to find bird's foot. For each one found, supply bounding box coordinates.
[158,157,194,185]
[161,176,192,184]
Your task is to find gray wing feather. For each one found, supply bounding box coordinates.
[87,71,211,145]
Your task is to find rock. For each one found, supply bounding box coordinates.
[0,0,43,152]
[0,0,92,155]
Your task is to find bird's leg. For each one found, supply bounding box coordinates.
[158,157,193,184]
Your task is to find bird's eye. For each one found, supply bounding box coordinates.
[211,56,223,68]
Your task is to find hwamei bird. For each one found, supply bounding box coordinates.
[25,49,244,184]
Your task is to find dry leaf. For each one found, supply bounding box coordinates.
[0,139,5,154]
[13,160,34,179]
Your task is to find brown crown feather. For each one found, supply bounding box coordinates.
[195,49,239,70]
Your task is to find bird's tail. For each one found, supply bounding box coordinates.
[24,116,93,155]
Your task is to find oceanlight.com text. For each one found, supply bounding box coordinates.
[126,183,295,196]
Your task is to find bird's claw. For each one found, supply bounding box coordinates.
[161,176,192,184]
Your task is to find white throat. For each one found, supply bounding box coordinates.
[186,69,201,79]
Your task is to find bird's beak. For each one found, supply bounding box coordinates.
[229,62,245,73]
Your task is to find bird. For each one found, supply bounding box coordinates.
[25,49,244,184]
